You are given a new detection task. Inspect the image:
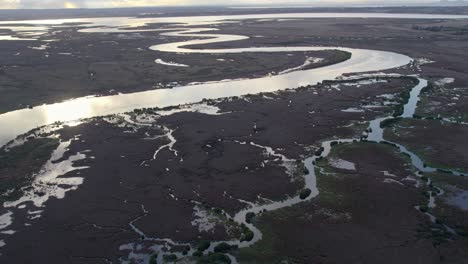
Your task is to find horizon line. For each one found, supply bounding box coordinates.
[1,3,468,11]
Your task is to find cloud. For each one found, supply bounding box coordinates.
[6,0,214,9]
[16,0,89,8]
[0,0,436,9]
[0,0,20,9]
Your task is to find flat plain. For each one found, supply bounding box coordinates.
[0,6,467,264]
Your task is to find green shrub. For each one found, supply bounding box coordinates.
[163,254,177,262]
[380,117,401,128]
[299,188,312,200]
[381,141,397,147]
[392,90,411,117]
[456,229,468,237]
[197,240,211,252]
[213,242,237,253]
[421,81,434,94]
[245,212,255,223]
[213,208,223,214]
[196,253,232,264]
[419,205,429,213]
[149,254,157,264]
[171,245,191,253]
[315,147,324,156]
[241,230,254,242]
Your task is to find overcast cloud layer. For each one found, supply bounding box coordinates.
[0,0,445,9]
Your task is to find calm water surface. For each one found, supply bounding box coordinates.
[1,12,468,146]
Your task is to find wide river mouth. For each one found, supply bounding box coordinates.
[1,12,468,146]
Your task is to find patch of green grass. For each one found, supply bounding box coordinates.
[413,25,468,35]
[425,172,468,233]
[238,217,284,264]
[315,141,415,205]
[416,224,454,246]
[315,169,346,206]
[429,172,468,190]
[238,205,307,264]
[385,120,468,174]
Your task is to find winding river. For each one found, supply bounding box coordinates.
[121,75,466,264]
[1,12,468,263]
[1,12,468,146]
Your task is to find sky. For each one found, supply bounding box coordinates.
[0,0,453,9]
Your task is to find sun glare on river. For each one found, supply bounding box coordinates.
[64,2,78,9]
[45,98,94,124]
